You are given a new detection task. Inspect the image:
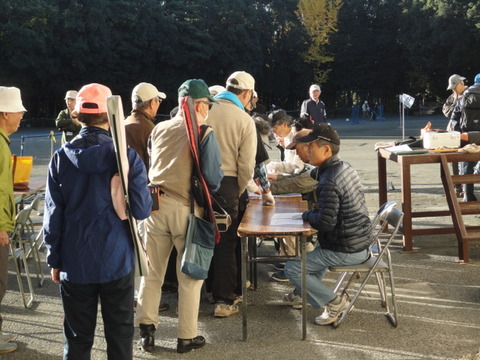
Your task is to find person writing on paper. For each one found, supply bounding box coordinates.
[43,83,152,359]
[283,123,371,326]
[0,86,27,355]
[135,79,223,353]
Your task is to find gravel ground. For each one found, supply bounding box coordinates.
[2,114,479,360]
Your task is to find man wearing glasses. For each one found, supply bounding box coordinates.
[283,123,372,326]
[125,82,166,170]
[135,79,223,353]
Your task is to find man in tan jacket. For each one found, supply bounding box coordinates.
[206,71,257,317]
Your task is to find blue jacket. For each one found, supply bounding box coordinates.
[302,155,371,253]
[43,126,152,284]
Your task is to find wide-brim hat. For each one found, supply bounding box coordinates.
[0,87,27,113]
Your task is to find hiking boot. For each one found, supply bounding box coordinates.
[271,270,289,282]
[314,294,350,326]
[214,302,239,318]
[0,341,17,354]
[0,332,15,342]
[177,335,206,353]
[138,324,155,352]
[283,291,302,309]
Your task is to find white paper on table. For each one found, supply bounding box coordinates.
[271,213,304,225]
[385,144,412,153]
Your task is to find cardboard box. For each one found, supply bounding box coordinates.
[422,132,460,149]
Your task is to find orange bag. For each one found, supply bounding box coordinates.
[11,155,33,191]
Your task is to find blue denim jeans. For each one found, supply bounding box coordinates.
[284,246,368,309]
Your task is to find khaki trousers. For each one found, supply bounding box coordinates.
[134,194,203,339]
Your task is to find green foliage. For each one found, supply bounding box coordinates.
[296,0,342,83]
[0,0,479,118]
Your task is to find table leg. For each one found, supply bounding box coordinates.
[401,162,413,251]
[300,236,307,340]
[241,236,248,341]
[378,152,388,208]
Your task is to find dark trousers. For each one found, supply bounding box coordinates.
[60,271,134,360]
[209,177,240,304]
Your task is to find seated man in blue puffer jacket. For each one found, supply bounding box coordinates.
[283,123,371,326]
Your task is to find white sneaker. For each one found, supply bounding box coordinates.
[314,294,350,326]
[214,302,239,318]
[283,291,302,309]
[0,341,17,354]
[0,332,15,342]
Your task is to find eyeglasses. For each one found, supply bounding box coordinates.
[195,100,213,110]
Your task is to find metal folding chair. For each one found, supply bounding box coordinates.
[8,208,36,309]
[329,203,403,327]
[15,205,45,287]
[25,194,46,276]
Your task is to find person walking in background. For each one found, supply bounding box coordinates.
[135,79,223,354]
[362,100,369,119]
[44,83,152,360]
[55,90,81,145]
[300,84,326,124]
[0,86,27,355]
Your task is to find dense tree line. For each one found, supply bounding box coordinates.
[0,0,479,122]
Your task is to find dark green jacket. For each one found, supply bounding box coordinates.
[55,109,81,144]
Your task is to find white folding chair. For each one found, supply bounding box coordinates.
[329,203,403,327]
[8,208,36,309]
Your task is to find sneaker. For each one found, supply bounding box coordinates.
[283,291,302,309]
[233,295,243,305]
[271,270,289,282]
[273,262,285,271]
[214,302,239,318]
[0,332,15,342]
[314,294,350,326]
[0,341,17,354]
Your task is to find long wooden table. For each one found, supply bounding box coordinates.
[237,196,314,340]
[377,148,480,251]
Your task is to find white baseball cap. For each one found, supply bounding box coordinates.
[208,85,226,96]
[132,82,166,104]
[446,74,466,90]
[0,87,27,113]
[226,71,255,91]
[309,84,321,92]
[65,90,78,100]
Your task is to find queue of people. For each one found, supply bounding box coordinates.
[4,72,477,358]
[0,77,378,357]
